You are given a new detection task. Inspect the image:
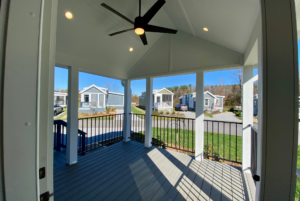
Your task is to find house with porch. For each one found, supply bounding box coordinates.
[2,0,300,201]
[79,84,124,113]
[54,91,68,107]
[139,88,173,111]
[180,91,225,112]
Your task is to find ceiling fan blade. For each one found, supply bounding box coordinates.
[109,28,134,36]
[101,3,134,25]
[142,0,166,24]
[139,33,148,45]
[145,24,177,34]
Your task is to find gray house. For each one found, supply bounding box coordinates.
[79,84,124,114]
[180,91,224,112]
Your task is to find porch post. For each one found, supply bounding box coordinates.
[66,66,79,165]
[145,76,153,148]
[123,79,131,142]
[242,65,254,171]
[256,0,298,199]
[64,96,66,105]
[195,70,204,161]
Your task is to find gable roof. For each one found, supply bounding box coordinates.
[179,91,225,99]
[79,84,107,94]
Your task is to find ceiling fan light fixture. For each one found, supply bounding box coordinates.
[135,28,145,35]
[203,27,209,32]
[129,47,134,52]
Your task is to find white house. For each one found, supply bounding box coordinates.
[79,84,124,114]
[180,91,225,112]
[54,91,68,107]
[139,88,174,111]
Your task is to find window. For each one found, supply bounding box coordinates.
[84,94,89,102]
[205,99,209,106]
[162,94,171,102]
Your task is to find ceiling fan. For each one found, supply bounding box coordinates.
[101,0,177,45]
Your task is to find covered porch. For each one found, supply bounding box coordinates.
[54,141,247,201]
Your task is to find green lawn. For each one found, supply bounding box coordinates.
[132,127,242,163]
[131,106,145,114]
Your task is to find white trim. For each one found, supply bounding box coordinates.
[107,105,124,106]
[204,91,216,99]
[153,87,174,95]
[79,84,107,94]
[204,98,209,106]
[108,92,124,95]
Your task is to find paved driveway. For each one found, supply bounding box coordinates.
[179,111,242,122]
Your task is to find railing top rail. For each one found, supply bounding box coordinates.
[78,113,124,120]
[204,119,243,124]
[251,125,259,133]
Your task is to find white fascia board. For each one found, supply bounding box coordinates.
[108,92,124,96]
[79,84,107,94]
[204,91,216,99]
[54,92,68,96]
[153,88,174,95]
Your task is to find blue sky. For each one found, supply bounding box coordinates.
[54,67,259,96]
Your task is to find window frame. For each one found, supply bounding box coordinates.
[84,94,89,102]
[204,99,209,106]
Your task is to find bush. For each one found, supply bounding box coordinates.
[212,110,219,114]
[235,111,241,117]
[111,107,116,112]
[166,111,170,115]
[152,111,160,116]
[98,112,103,115]
[159,111,164,115]
[229,107,234,112]
[81,112,89,116]
[172,111,175,114]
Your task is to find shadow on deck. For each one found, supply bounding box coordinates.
[53,141,249,201]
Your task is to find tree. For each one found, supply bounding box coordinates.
[230,69,243,105]
[105,82,119,92]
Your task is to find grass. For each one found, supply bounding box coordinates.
[132,128,242,163]
[205,113,213,118]
[54,107,67,120]
[131,106,145,114]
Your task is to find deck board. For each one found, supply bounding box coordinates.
[53,141,248,201]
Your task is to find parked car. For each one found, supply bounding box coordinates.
[175,104,188,112]
[54,104,63,116]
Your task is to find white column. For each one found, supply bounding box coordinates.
[256,1,298,199]
[66,66,79,165]
[123,79,131,142]
[145,76,153,148]
[64,96,66,105]
[242,65,254,171]
[195,70,204,161]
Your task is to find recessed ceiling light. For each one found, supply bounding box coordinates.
[65,11,73,19]
[129,47,133,52]
[203,27,208,32]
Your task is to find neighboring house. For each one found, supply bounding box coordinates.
[139,88,174,111]
[79,84,124,114]
[179,91,225,112]
[54,91,68,107]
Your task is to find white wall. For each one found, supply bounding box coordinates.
[128,31,243,79]
[3,0,42,200]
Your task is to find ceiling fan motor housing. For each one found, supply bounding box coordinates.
[134,16,144,30]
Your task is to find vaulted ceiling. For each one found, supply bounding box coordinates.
[56,0,260,79]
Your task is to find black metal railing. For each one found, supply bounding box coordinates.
[130,114,243,164]
[78,113,124,155]
[203,120,243,164]
[151,116,195,153]
[130,113,146,142]
[53,120,86,152]
[251,125,258,177]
